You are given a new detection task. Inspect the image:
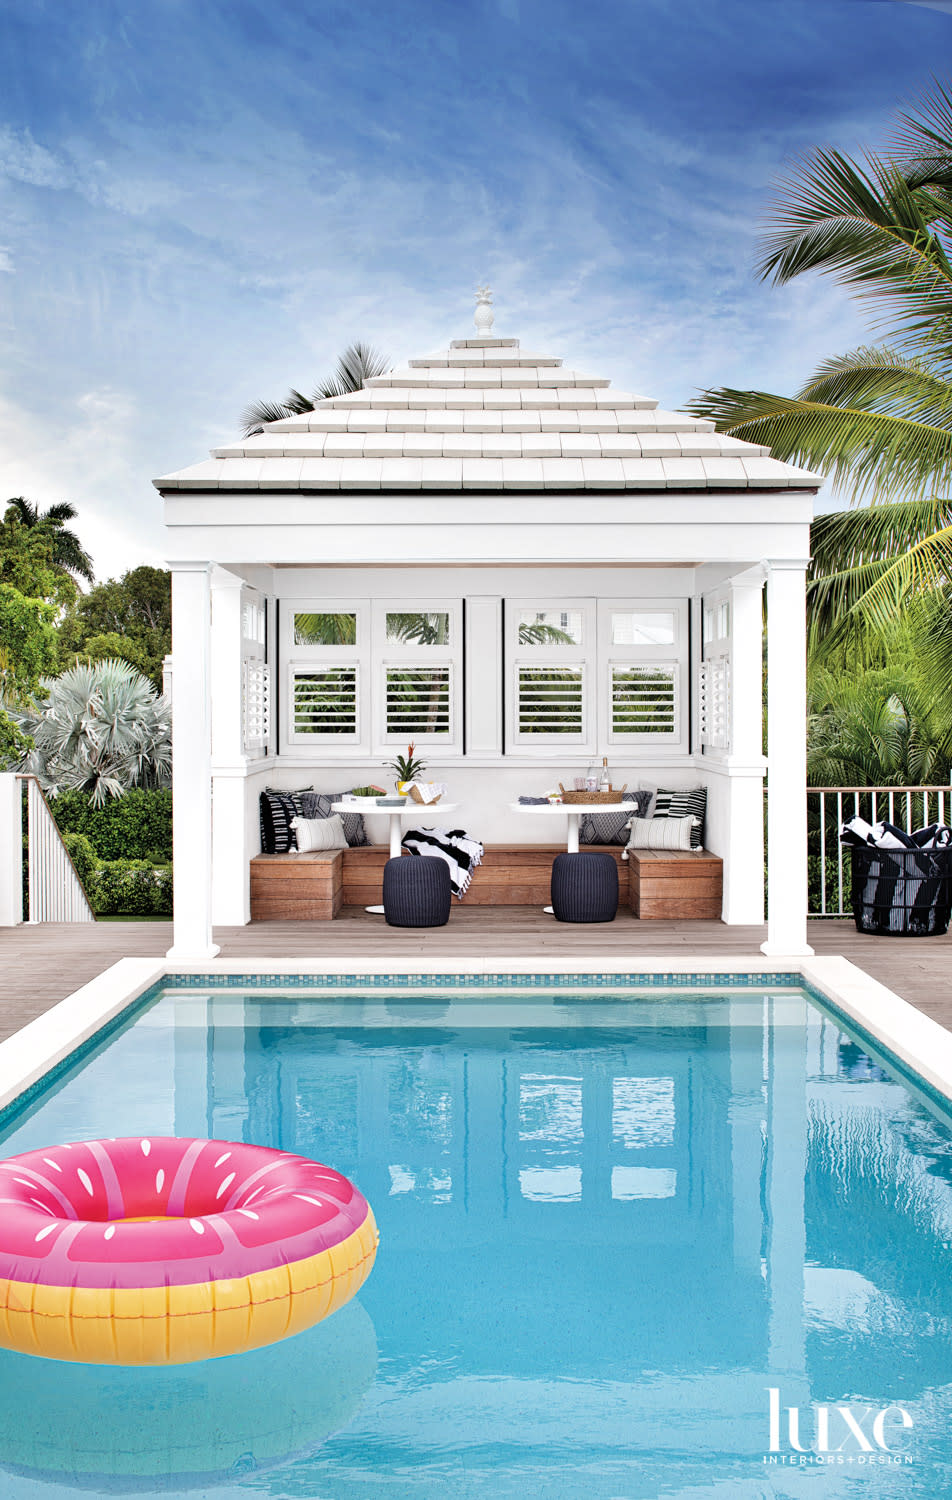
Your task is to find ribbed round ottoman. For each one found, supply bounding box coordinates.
[550,851,618,923]
[383,855,452,928]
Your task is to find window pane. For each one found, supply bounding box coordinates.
[517,665,584,734]
[519,1075,584,1145]
[293,668,357,735]
[385,666,451,735]
[386,612,451,645]
[293,612,357,646]
[612,1077,675,1147]
[612,665,676,735]
[611,611,676,646]
[517,610,583,646]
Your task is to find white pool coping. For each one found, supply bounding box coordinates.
[2,952,952,1114]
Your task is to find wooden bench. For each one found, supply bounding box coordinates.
[627,849,723,920]
[250,843,722,921]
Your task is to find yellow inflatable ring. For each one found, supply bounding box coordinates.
[0,1136,378,1365]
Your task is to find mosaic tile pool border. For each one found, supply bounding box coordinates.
[162,970,807,990]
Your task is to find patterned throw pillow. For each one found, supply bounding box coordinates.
[652,786,707,849]
[299,791,368,848]
[259,791,306,853]
[579,789,653,846]
[627,814,700,852]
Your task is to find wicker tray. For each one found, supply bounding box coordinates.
[557,783,628,805]
[408,785,442,805]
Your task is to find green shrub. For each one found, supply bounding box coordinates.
[61,832,98,888]
[50,788,172,863]
[87,859,173,917]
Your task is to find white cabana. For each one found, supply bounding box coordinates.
[156,301,820,959]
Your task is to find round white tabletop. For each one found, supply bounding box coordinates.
[507,801,630,854]
[333,801,459,859]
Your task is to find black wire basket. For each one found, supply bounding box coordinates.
[849,844,952,936]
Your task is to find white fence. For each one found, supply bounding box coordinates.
[808,784,952,918]
[0,773,94,924]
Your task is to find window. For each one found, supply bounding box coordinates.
[600,599,688,749]
[293,611,357,646]
[507,599,593,749]
[284,599,460,752]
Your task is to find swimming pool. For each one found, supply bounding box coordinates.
[0,973,949,1497]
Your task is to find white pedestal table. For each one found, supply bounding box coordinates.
[507,801,631,912]
[332,801,460,914]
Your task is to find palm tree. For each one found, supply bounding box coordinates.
[689,81,952,654]
[241,342,390,437]
[13,659,171,806]
[5,498,94,584]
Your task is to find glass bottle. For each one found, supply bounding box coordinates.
[599,756,611,793]
[585,761,599,793]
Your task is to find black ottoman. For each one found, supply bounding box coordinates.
[383,855,452,928]
[551,851,618,923]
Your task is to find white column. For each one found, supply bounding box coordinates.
[0,774,22,926]
[209,569,253,927]
[762,561,813,957]
[721,569,766,924]
[167,563,220,960]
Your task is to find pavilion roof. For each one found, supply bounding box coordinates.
[154,336,823,494]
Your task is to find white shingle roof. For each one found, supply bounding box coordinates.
[155,336,823,493]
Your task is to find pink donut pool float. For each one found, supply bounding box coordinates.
[0,1136,378,1365]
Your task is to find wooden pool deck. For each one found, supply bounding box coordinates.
[1,911,950,1043]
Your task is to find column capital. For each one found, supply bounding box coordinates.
[763,558,812,573]
[166,559,215,574]
[727,564,767,591]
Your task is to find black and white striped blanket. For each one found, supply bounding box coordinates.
[841,817,952,933]
[400,826,484,899]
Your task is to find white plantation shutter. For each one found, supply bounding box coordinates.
[611,664,678,737]
[385,664,452,737]
[516,664,585,737]
[292,666,359,739]
[699,657,731,751]
[242,659,271,751]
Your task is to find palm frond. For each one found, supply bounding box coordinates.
[843,524,952,634]
[313,342,389,402]
[810,497,952,570]
[756,149,952,352]
[798,346,952,428]
[687,385,952,502]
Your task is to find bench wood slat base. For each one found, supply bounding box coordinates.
[251,843,723,922]
[627,849,723,920]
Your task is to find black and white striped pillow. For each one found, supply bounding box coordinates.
[654,786,707,849]
[259,791,306,853]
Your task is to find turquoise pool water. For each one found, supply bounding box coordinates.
[0,982,949,1497]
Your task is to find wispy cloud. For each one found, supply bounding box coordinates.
[0,0,946,575]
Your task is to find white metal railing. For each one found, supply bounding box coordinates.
[808,783,952,918]
[18,775,95,923]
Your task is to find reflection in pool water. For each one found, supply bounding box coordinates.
[0,1298,377,1491]
[0,990,949,1497]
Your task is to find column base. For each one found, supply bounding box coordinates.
[166,943,222,961]
[760,940,815,958]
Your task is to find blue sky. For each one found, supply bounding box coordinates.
[0,0,948,578]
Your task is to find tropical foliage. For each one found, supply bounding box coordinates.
[13,660,172,806]
[690,80,952,666]
[808,663,952,787]
[5,497,94,585]
[59,566,171,692]
[241,341,390,436]
[0,513,69,759]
